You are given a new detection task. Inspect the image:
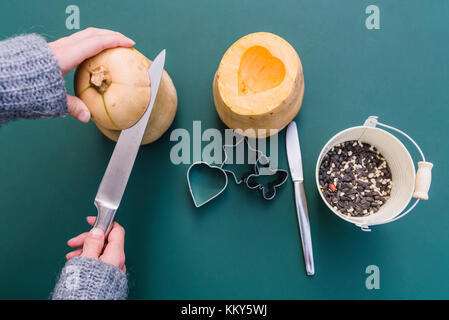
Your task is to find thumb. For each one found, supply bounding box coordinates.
[80,227,105,259]
[67,94,90,123]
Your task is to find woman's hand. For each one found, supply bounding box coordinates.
[66,216,126,272]
[48,28,135,123]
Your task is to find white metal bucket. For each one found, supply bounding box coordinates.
[315,116,433,231]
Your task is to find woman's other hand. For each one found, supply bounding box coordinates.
[48,28,135,123]
[66,216,126,272]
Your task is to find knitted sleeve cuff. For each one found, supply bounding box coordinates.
[52,257,128,300]
[0,34,67,126]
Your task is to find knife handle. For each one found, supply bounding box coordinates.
[293,181,315,276]
[94,200,117,235]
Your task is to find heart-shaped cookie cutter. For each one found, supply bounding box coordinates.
[187,161,229,208]
[186,137,252,207]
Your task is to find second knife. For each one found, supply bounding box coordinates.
[286,120,315,276]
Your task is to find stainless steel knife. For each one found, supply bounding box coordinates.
[93,49,166,233]
[286,120,315,276]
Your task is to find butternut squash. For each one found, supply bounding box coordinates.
[74,47,177,145]
[213,32,304,138]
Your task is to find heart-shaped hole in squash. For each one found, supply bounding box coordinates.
[238,45,286,96]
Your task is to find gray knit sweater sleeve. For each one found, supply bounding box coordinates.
[52,257,128,300]
[0,34,67,126]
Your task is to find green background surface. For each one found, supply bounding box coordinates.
[0,0,447,299]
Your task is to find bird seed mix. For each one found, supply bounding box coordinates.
[319,140,392,217]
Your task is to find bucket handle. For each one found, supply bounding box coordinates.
[359,116,433,232]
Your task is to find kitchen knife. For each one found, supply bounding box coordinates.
[286,120,315,276]
[93,49,166,233]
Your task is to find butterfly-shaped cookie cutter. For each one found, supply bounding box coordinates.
[222,136,289,200]
[246,157,289,200]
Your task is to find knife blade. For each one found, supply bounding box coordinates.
[286,121,304,182]
[286,121,315,276]
[93,49,166,233]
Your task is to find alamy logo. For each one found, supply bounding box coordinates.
[65,5,80,30]
[365,265,380,290]
[169,121,279,174]
[365,5,380,30]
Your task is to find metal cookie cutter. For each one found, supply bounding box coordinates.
[187,161,229,208]
[246,155,289,200]
[186,136,252,207]
[221,136,263,185]
[222,136,289,200]
[187,135,289,207]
